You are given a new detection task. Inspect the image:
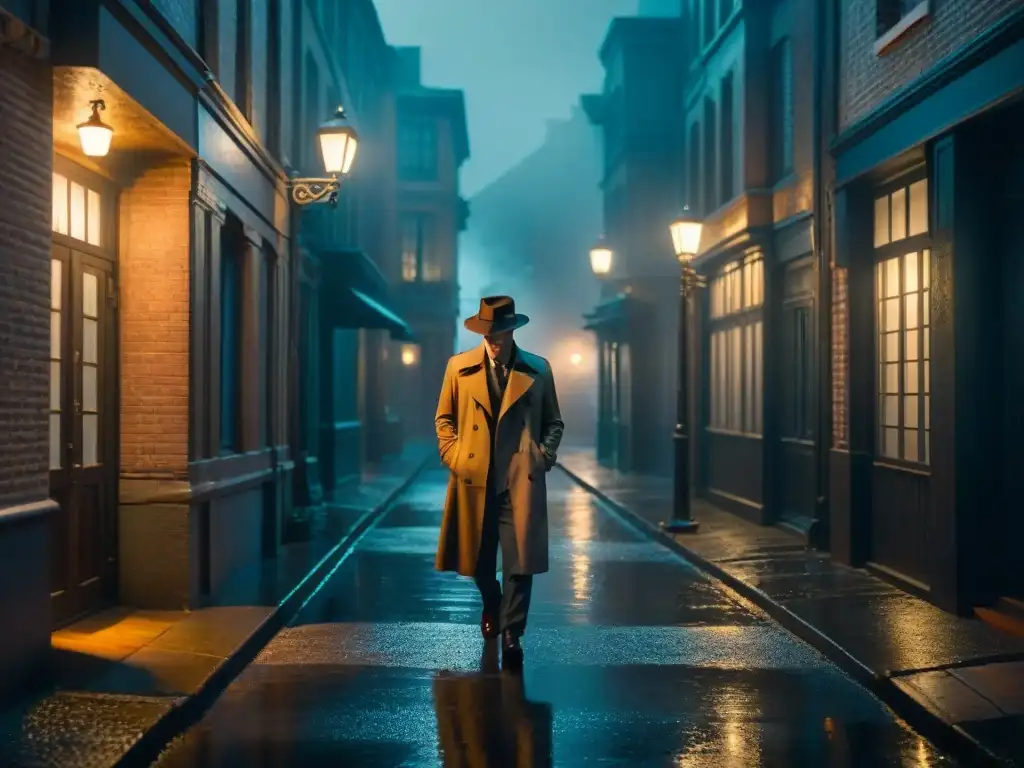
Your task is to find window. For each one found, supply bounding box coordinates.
[398,119,438,181]
[875,176,930,464]
[718,0,733,27]
[400,213,440,281]
[688,123,701,213]
[49,257,63,470]
[198,0,220,76]
[235,0,252,120]
[876,0,928,39]
[220,221,244,452]
[719,72,734,205]
[703,0,715,49]
[708,253,764,435]
[52,172,102,247]
[304,52,320,169]
[266,0,282,158]
[769,38,793,183]
[702,97,716,215]
[688,0,700,60]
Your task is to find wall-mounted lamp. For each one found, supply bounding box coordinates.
[589,237,613,278]
[401,344,419,367]
[290,106,359,207]
[77,100,114,157]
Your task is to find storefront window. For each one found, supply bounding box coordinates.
[874,176,931,465]
[708,252,764,435]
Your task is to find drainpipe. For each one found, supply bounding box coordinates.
[809,0,837,551]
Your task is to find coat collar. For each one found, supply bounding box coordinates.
[456,343,539,422]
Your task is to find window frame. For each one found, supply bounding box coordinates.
[707,252,765,438]
[769,36,793,185]
[874,0,931,55]
[399,212,439,282]
[872,167,932,469]
[397,118,439,182]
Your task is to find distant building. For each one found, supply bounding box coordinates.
[388,47,470,439]
[463,106,603,448]
[582,16,685,475]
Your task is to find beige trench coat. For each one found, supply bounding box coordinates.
[434,344,564,577]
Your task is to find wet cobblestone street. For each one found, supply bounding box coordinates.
[155,467,956,766]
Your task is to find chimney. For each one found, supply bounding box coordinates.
[393,46,422,88]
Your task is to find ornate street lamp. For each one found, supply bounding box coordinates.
[290,106,359,206]
[589,238,613,278]
[77,100,114,158]
[661,206,704,534]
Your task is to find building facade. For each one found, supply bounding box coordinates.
[825,0,1024,617]
[289,0,410,524]
[582,17,685,476]
[387,47,469,439]
[678,0,823,534]
[0,0,423,701]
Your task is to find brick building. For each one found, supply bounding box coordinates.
[387,47,469,439]
[0,0,425,700]
[582,16,685,476]
[671,0,824,535]
[825,0,1024,618]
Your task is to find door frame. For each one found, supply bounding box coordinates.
[49,156,120,627]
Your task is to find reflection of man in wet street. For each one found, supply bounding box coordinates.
[433,647,554,767]
[434,296,564,668]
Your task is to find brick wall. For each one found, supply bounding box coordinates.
[831,266,848,448]
[118,161,192,477]
[0,47,52,509]
[840,0,1021,129]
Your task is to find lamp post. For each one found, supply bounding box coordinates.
[661,206,704,534]
[290,106,359,206]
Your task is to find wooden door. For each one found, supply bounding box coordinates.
[776,258,817,529]
[49,246,118,625]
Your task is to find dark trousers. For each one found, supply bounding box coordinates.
[475,484,533,637]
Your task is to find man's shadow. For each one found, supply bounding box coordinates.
[432,644,553,767]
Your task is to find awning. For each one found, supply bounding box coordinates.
[321,249,414,341]
[583,293,637,332]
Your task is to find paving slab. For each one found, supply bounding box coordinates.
[558,449,1024,766]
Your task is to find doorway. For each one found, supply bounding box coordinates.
[49,166,118,626]
[776,257,816,531]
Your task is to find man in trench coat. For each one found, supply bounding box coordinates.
[434,295,564,667]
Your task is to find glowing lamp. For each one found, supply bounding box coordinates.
[670,206,703,263]
[401,345,418,366]
[77,100,114,158]
[570,352,582,367]
[318,106,359,176]
[589,239,613,277]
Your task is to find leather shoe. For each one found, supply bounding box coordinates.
[481,611,499,640]
[502,630,523,669]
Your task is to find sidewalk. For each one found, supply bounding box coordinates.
[559,449,1024,767]
[0,443,434,768]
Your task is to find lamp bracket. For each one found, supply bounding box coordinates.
[681,263,705,297]
[290,176,341,206]
[89,99,106,113]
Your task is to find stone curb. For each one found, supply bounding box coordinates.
[556,462,1011,768]
[114,456,433,767]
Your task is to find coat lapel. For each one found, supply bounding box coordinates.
[499,366,536,423]
[458,347,492,420]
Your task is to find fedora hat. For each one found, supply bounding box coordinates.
[464,295,530,335]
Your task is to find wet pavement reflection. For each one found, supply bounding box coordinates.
[155,468,957,766]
